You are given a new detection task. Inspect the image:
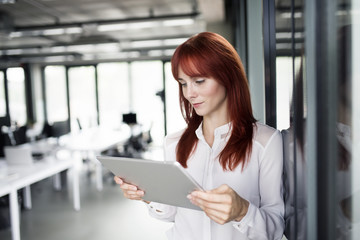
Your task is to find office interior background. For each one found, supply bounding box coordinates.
[0,0,359,239]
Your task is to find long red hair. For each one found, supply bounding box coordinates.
[171,32,256,171]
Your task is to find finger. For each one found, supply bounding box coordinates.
[191,191,232,205]
[120,183,138,191]
[114,176,123,185]
[124,190,145,200]
[211,184,231,194]
[190,197,232,224]
[190,195,230,213]
[205,212,229,225]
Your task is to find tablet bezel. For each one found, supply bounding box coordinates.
[97,155,203,211]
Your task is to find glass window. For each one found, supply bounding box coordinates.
[276,57,302,130]
[97,62,130,129]
[44,66,68,123]
[350,2,360,238]
[165,62,186,134]
[0,71,5,117]
[68,66,97,130]
[274,1,305,239]
[130,61,164,146]
[7,67,26,126]
[336,2,359,238]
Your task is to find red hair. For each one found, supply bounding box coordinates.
[171,32,256,171]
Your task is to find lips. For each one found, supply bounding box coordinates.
[192,102,203,108]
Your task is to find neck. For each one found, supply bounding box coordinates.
[202,116,229,147]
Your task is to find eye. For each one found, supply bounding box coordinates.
[178,81,187,87]
[195,79,205,85]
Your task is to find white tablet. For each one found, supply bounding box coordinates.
[97,155,203,211]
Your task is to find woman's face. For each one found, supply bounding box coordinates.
[178,67,228,119]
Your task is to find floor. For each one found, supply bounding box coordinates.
[0,150,173,240]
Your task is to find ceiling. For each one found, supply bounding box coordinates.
[0,0,225,65]
[0,0,317,66]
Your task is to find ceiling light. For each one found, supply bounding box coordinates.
[98,21,160,32]
[130,40,162,48]
[0,0,16,3]
[127,21,159,29]
[98,23,127,32]
[163,38,188,46]
[148,50,163,57]
[162,19,194,26]
[67,44,93,52]
[42,28,65,35]
[5,49,24,55]
[9,32,23,38]
[50,46,66,53]
[164,49,175,56]
[64,27,82,34]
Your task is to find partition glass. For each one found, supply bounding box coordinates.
[337,0,359,238]
[274,0,306,239]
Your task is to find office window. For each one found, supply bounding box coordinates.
[7,67,26,126]
[130,61,164,146]
[97,62,130,129]
[44,66,68,123]
[0,71,5,117]
[336,4,359,238]
[164,62,186,134]
[68,66,97,130]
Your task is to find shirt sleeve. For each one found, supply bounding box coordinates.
[232,130,285,239]
[146,202,178,222]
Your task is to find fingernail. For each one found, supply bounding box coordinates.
[187,194,192,200]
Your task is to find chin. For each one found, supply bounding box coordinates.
[194,110,207,117]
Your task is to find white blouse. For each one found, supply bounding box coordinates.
[147,122,285,240]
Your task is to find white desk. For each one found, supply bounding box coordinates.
[61,126,130,191]
[0,157,80,240]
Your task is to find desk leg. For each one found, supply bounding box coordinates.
[23,186,32,210]
[95,161,103,191]
[10,190,20,240]
[73,166,80,211]
[54,173,61,190]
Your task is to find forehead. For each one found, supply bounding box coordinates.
[177,59,208,79]
[177,56,205,76]
[178,67,201,81]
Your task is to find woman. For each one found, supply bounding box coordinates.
[115,32,284,239]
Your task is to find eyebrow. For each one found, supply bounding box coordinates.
[178,76,203,81]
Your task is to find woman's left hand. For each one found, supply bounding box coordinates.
[188,184,249,225]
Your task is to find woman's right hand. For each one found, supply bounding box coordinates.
[114,176,146,201]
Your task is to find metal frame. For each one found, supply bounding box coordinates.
[263,0,277,128]
[305,0,338,239]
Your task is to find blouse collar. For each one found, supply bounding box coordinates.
[195,122,232,142]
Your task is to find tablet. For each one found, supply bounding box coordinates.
[97,155,203,211]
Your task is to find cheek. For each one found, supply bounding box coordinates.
[205,84,226,99]
[181,89,189,100]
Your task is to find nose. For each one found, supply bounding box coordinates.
[184,83,197,100]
